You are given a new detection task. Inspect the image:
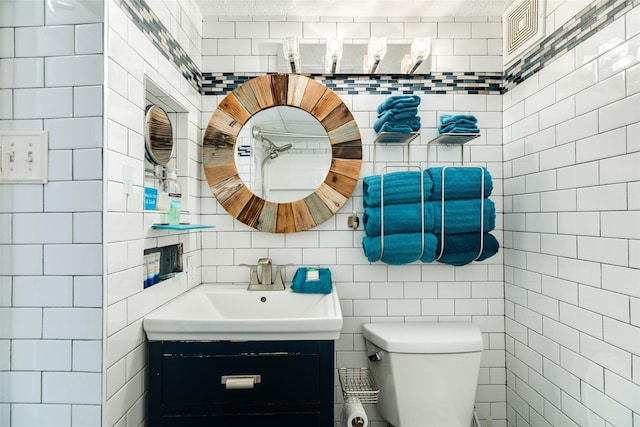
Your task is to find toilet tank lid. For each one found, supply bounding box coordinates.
[363,322,483,353]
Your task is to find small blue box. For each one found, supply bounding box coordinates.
[144,187,158,210]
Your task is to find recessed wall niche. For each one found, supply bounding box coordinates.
[144,77,191,213]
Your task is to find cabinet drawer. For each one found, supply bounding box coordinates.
[162,352,320,406]
[161,413,320,427]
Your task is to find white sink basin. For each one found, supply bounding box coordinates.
[143,283,343,341]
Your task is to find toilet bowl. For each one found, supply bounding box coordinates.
[363,322,483,427]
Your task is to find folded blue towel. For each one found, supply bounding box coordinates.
[438,119,479,134]
[432,199,495,235]
[440,118,477,128]
[436,232,500,266]
[291,267,332,294]
[438,125,480,134]
[377,95,421,114]
[377,106,419,119]
[363,232,437,264]
[374,112,420,133]
[362,171,433,208]
[440,114,478,124]
[427,167,493,200]
[363,202,435,237]
[379,121,416,133]
[438,114,479,134]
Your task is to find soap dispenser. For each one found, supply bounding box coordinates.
[157,168,182,224]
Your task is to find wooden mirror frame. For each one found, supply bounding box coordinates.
[203,74,362,233]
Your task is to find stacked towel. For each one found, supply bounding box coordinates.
[438,114,479,134]
[362,170,433,207]
[374,95,421,135]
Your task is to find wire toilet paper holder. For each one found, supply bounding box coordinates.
[338,368,379,426]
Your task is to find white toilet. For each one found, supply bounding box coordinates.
[363,322,483,427]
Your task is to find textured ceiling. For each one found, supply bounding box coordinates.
[194,0,515,18]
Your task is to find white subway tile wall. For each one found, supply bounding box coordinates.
[102,0,204,426]
[202,15,503,74]
[0,0,105,425]
[503,3,640,427]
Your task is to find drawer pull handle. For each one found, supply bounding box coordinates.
[221,375,261,389]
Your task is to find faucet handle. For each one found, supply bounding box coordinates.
[272,264,294,289]
[239,263,259,286]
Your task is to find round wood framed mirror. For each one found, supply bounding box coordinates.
[203,74,362,233]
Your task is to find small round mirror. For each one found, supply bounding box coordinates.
[145,105,173,166]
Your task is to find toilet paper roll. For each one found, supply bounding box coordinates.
[342,401,368,427]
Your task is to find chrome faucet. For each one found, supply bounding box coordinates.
[257,258,272,287]
[240,259,289,291]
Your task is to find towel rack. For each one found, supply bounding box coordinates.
[426,132,480,166]
[372,131,420,174]
[371,132,426,262]
[376,164,425,262]
[434,165,486,262]
[348,131,421,231]
[427,133,486,263]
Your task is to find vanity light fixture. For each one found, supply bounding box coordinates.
[283,36,300,73]
[400,37,431,74]
[364,37,387,73]
[325,37,343,74]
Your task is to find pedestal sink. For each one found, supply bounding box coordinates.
[143,283,343,341]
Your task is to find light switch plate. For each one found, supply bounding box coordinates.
[0,131,49,183]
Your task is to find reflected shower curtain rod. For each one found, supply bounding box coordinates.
[252,126,329,139]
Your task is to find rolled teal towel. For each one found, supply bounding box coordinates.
[291,267,332,294]
[427,167,493,200]
[362,171,433,208]
[436,232,499,266]
[432,199,496,235]
[439,114,477,124]
[377,95,421,114]
[363,202,435,237]
[362,232,437,264]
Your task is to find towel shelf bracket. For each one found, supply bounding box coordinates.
[427,133,480,166]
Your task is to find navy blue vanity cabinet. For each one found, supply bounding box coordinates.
[147,340,335,426]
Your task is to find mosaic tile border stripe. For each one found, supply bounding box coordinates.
[504,0,636,91]
[115,0,201,92]
[201,72,503,96]
[119,0,635,97]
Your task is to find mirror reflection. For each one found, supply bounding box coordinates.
[144,105,173,166]
[235,106,331,203]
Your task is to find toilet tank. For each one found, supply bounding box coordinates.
[363,322,483,427]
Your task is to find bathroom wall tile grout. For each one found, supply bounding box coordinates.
[0,0,639,426]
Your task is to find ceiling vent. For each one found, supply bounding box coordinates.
[503,0,546,66]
